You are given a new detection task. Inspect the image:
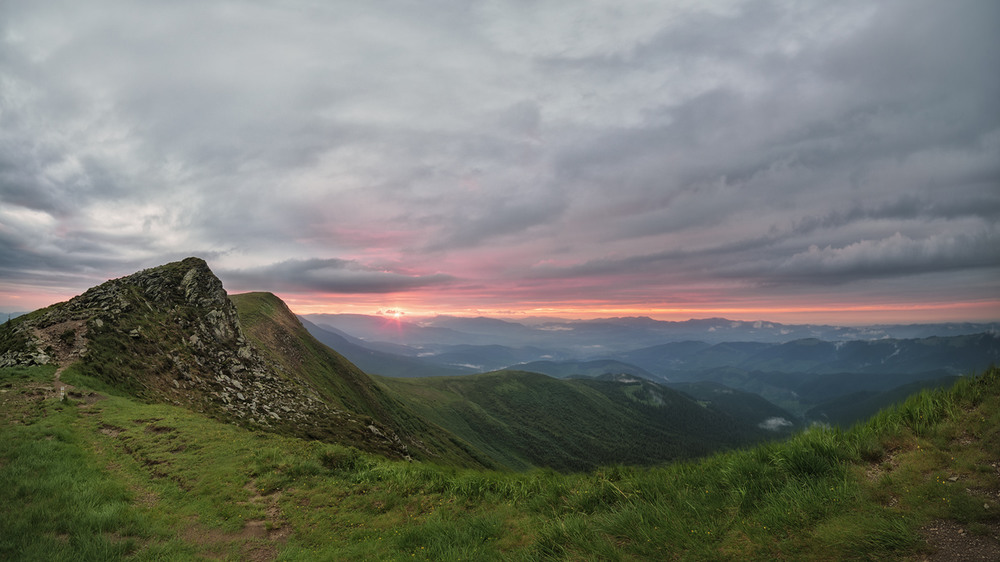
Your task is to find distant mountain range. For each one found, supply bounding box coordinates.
[302,313,998,386]
[302,312,999,427]
[610,333,1000,378]
[301,313,998,352]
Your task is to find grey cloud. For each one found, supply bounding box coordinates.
[220,258,455,294]
[424,185,567,252]
[497,100,542,140]
[765,230,1000,284]
[820,1,1000,100]
[1,1,997,317]
[524,221,1000,290]
[791,194,1000,237]
[542,2,1000,280]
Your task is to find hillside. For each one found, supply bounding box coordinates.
[228,292,493,468]
[510,359,659,380]
[303,314,998,422]
[0,259,484,466]
[2,360,997,560]
[804,376,962,427]
[374,370,790,472]
[666,380,799,430]
[301,320,567,374]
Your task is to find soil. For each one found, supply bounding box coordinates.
[916,519,1000,561]
[178,482,290,562]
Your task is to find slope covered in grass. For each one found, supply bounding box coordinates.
[3,364,997,560]
[231,292,493,468]
[374,370,783,472]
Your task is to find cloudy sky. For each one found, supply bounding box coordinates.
[1,0,998,324]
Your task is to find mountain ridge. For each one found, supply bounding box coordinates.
[0,258,485,465]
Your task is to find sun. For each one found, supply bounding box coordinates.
[379,308,405,321]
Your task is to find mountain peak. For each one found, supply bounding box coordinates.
[0,258,421,460]
[42,256,229,323]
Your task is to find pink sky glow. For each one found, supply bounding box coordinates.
[1,2,997,328]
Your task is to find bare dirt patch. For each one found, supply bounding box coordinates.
[242,542,279,562]
[99,424,125,438]
[172,481,291,561]
[131,486,159,509]
[245,482,292,542]
[67,388,104,405]
[916,519,1000,561]
[33,320,88,364]
[865,453,901,482]
[144,424,175,434]
[180,512,287,562]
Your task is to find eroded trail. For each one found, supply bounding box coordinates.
[52,364,70,399]
[28,320,87,400]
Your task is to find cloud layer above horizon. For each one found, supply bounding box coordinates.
[2,1,998,322]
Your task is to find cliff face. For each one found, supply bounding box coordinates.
[0,258,413,459]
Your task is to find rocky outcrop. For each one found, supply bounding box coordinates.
[0,257,410,459]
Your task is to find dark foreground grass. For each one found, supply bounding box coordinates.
[1,365,997,560]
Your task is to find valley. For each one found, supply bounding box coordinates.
[305,312,998,427]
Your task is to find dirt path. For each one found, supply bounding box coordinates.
[175,481,290,562]
[52,364,71,399]
[50,363,104,406]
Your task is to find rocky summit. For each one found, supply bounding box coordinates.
[0,257,414,459]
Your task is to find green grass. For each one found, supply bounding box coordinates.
[2,365,997,560]
[0,364,58,384]
[375,370,778,472]
[0,401,170,560]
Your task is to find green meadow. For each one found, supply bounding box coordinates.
[2,364,997,560]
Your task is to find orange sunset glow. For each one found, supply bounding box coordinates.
[276,293,1000,326]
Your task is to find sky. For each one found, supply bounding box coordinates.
[1,0,998,325]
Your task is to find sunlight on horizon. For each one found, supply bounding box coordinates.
[282,296,1000,326]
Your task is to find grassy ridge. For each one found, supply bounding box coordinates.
[231,292,496,468]
[375,371,781,472]
[2,364,997,560]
